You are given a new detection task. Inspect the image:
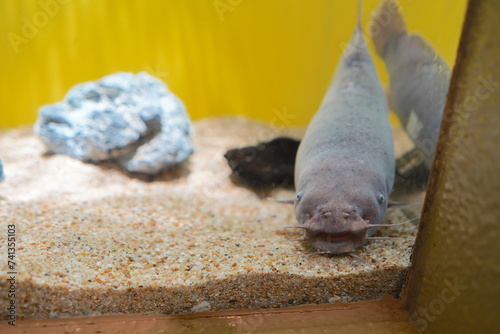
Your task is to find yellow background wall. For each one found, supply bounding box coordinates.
[0,0,467,129]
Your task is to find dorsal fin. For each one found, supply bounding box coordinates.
[342,0,368,66]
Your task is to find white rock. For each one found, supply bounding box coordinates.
[35,72,193,175]
[191,301,211,313]
[0,160,4,181]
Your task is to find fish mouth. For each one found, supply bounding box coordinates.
[306,231,367,254]
[316,232,353,243]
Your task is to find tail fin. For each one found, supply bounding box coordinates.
[370,0,407,57]
[357,0,363,29]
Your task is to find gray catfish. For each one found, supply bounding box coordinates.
[293,2,395,255]
[370,0,451,168]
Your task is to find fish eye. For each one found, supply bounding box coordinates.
[296,193,301,201]
[378,194,385,203]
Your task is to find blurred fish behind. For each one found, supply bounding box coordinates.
[370,0,451,168]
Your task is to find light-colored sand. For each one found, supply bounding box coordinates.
[0,117,421,320]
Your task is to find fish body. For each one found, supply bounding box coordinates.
[371,0,451,168]
[294,5,394,255]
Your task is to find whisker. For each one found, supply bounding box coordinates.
[388,201,422,208]
[364,217,420,229]
[348,253,374,266]
[285,237,306,242]
[263,225,308,234]
[367,236,405,241]
[264,198,294,204]
[282,225,310,230]
[301,251,329,258]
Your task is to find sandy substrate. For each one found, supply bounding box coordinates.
[0,117,421,320]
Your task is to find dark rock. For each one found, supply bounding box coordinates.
[224,137,300,188]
